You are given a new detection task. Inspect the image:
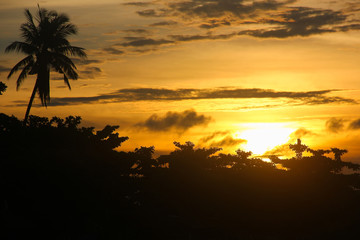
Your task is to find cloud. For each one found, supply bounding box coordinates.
[170,32,237,41]
[9,87,356,107]
[125,0,360,53]
[209,136,247,148]
[290,127,315,140]
[199,19,231,29]
[149,21,178,27]
[102,47,125,55]
[136,9,169,17]
[71,58,103,65]
[79,67,102,79]
[0,65,11,75]
[123,2,153,7]
[122,28,152,34]
[349,119,360,130]
[198,130,246,147]
[118,38,175,47]
[199,130,230,144]
[167,0,295,19]
[239,7,350,38]
[326,117,346,133]
[135,109,211,132]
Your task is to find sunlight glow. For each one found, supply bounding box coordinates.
[235,123,295,155]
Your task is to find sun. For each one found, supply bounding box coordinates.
[234,123,295,155]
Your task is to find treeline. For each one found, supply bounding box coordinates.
[1,113,360,239]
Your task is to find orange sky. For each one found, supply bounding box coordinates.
[1,0,360,161]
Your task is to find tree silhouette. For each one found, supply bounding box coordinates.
[307,148,330,158]
[0,82,7,95]
[289,138,308,159]
[5,6,86,124]
[331,148,348,162]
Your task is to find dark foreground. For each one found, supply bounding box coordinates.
[1,113,360,239]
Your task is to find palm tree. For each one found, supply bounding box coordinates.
[5,6,86,124]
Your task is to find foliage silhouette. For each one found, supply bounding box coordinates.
[5,6,86,124]
[289,138,308,159]
[0,81,7,95]
[2,113,360,239]
[331,147,348,162]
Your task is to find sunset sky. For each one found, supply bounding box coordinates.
[1,0,360,161]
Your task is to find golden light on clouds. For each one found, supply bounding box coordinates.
[1,0,360,161]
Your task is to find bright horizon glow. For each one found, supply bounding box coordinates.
[235,123,296,155]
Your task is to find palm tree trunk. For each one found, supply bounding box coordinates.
[23,81,38,125]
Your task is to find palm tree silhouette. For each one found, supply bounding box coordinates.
[5,6,86,124]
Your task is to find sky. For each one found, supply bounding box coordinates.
[1,0,360,161]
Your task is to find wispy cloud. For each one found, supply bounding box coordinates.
[71,58,103,66]
[135,109,211,132]
[102,47,125,55]
[0,65,11,75]
[209,135,247,148]
[7,87,357,107]
[123,1,154,7]
[113,0,360,55]
[79,67,102,79]
[149,21,178,27]
[349,119,360,130]
[326,117,346,133]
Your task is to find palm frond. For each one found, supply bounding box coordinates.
[21,9,39,43]
[16,63,34,90]
[56,46,87,58]
[63,74,71,90]
[8,55,35,79]
[5,41,37,55]
[51,53,78,79]
[57,23,78,38]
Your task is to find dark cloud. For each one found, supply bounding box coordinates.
[119,38,175,47]
[199,19,231,29]
[135,109,211,132]
[112,32,237,51]
[209,136,247,147]
[302,96,356,105]
[0,65,11,74]
[170,32,237,41]
[326,117,346,133]
[240,7,349,38]
[10,87,356,107]
[128,1,360,46]
[122,29,151,34]
[123,2,153,7]
[167,0,295,19]
[349,119,360,130]
[71,58,103,65]
[136,9,169,17]
[79,67,102,79]
[149,21,178,27]
[102,47,125,55]
[199,130,230,144]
